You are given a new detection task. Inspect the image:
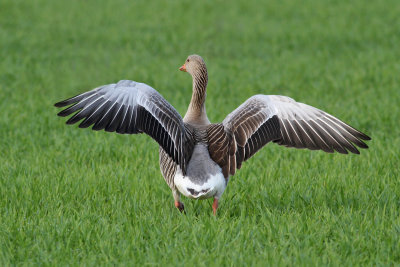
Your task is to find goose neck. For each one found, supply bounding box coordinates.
[190,68,208,109]
[185,68,209,124]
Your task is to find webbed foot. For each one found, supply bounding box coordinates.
[175,201,185,213]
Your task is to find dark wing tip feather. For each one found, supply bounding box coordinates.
[57,109,70,117]
[342,127,370,152]
[338,148,349,154]
[78,124,90,129]
[354,139,368,149]
[66,114,82,125]
[57,102,83,117]
[91,125,103,131]
[54,95,81,108]
[361,133,371,141]
[54,101,66,108]
[350,126,371,141]
[54,90,98,108]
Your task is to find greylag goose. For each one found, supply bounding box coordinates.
[55,55,371,215]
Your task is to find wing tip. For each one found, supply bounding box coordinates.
[78,123,90,129]
[362,134,371,141]
[57,110,67,117]
[54,101,68,108]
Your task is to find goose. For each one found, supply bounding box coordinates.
[55,55,371,215]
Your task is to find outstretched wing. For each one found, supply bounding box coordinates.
[55,80,194,174]
[207,94,371,178]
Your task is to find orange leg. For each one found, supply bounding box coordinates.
[212,198,219,216]
[174,201,185,213]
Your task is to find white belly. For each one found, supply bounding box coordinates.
[174,144,227,199]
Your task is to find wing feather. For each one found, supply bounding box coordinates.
[55,80,194,174]
[207,94,370,178]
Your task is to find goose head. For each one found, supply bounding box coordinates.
[179,55,207,76]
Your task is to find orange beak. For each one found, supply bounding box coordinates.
[179,64,187,72]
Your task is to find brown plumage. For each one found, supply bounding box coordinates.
[54,54,371,215]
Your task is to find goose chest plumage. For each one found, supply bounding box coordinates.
[55,55,371,215]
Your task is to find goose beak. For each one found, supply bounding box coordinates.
[179,64,187,72]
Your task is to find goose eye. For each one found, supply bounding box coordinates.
[186,59,190,62]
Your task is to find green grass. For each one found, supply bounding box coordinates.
[1,0,399,265]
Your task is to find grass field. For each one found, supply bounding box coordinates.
[1,0,400,265]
